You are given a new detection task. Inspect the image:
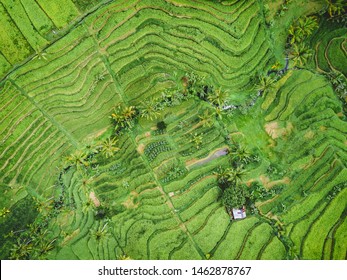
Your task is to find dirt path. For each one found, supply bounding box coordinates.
[186,147,229,170]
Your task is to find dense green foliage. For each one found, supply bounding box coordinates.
[0,0,346,260]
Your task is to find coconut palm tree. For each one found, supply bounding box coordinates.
[215,167,232,187]
[110,103,137,131]
[198,109,214,127]
[90,223,109,241]
[290,43,313,67]
[36,237,57,256]
[208,88,228,107]
[34,46,48,61]
[101,137,120,158]
[190,133,203,150]
[82,201,93,214]
[326,0,346,17]
[227,165,246,185]
[230,144,252,165]
[33,197,54,214]
[10,238,33,260]
[288,16,318,45]
[0,207,10,218]
[297,16,318,38]
[139,99,160,120]
[256,76,275,95]
[288,24,302,45]
[64,150,89,168]
[117,253,132,260]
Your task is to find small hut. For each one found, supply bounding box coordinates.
[230,206,246,220]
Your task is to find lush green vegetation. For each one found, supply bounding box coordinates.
[0,0,346,260]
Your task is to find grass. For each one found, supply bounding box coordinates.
[0,0,346,260]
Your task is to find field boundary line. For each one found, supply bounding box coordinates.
[9,79,80,148]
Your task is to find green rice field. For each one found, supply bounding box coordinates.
[0,0,346,260]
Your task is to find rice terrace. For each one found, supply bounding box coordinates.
[0,0,346,260]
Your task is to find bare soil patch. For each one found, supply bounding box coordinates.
[265,121,293,139]
[137,143,145,154]
[122,191,139,209]
[89,192,101,207]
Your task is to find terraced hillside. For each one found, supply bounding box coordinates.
[311,20,347,76]
[0,0,346,260]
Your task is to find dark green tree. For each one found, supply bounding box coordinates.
[222,184,248,209]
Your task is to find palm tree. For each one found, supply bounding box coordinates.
[101,137,120,158]
[34,46,48,61]
[82,201,93,214]
[34,197,54,214]
[90,223,109,241]
[198,109,214,127]
[288,24,302,45]
[139,99,160,120]
[326,0,346,17]
[117,253,132,260]
[110,103,137,131]
[297,16,318,38]
[190,133,203,150]
[215,167,231,186]
[288,16,318,45]
[207,88,228,107]
[0,207,10,218]
[10,238,33,260]
[290,43,313,67]
[256,76,275,95]
[122,105,137,120]
[64,150,89,168]
[214,106,225,120]
[37,237,57,256]
[230,144,252,164]
[227,165,246,185]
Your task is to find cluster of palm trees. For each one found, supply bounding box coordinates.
[255,75,276,96]
[287,16,318,67]
[110,103,137,131]
[215,143,256,212]
[325,0,346,18]
[9,223,57,260]
[185,72,229,113]
[64,137,121,169]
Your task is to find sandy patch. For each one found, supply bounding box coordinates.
[137,143,145,154]
[145,132,151,137]
[265,121,293,139]
[89,192,101,207]
[169,192,175,197]
[122,191,139,209]
[304,130,315,139]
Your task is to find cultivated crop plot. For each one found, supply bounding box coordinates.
[0,0,346,260]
